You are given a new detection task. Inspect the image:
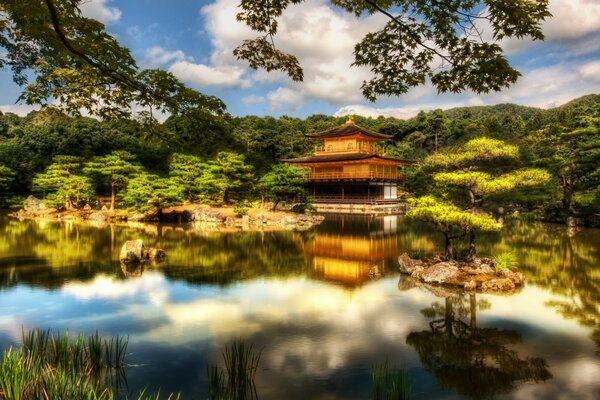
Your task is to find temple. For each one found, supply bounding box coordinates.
[285,116,412,212]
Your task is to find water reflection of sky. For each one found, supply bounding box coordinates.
[0,216,599,399]
[0,271,598,399]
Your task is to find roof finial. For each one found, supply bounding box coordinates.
[345,114,354,124]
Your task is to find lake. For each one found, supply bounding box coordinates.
[0,214,598,399]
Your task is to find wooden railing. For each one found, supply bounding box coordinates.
[306,171,403,181]
[311,196,400,204]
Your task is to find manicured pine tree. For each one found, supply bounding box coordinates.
[122,173,184,213]
[168,153,207,202]
[84,151,141,210]
[32,156,94,209]
[258,164,307,210]
[199,152,254,204]
[409,138,550,259]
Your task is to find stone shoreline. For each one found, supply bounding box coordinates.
[9,199,324,231]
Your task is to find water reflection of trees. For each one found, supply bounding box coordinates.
[478,222,600,354]
[407,293,552,399]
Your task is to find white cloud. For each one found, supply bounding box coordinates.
[267,87,304,111]
[200,0,386,109]
[169,60,250,88]
[79,0,121,25]
[141,47,189,69]
[544,0,600,40]
[579,60,600,82]
[334,102,462,120]
[0,104,40,116]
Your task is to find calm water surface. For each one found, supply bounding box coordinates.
[0,214,599,399]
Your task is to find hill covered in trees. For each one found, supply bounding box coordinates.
[0,94,598,224]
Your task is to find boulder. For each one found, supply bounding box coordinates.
[120,240,145,264]
[464,280,477,291]
[89,210,109,222]
[398,253,424,275]
[421,262,460,284]
[23,195,45,212]
[192,207,223,223]
[481,278,516,291]
[242,215,250,225]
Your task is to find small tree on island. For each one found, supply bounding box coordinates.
[32,156,94,209]
[83,151,141,211]
[408,138,550,260]
[258,164,308,211]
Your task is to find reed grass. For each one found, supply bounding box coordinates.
[371,360,412,400]
[0,329,175,400]
[207,340,261,400]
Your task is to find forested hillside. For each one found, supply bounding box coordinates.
[0,94,599,223]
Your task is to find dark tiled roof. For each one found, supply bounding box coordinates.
[285,153,412,164]
[306,123,392,140]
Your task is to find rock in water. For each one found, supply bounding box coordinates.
[120,240,145,264]
[398,253,423,274]
[421,262,460,284]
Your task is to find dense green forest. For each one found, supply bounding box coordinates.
[0,94,599,224]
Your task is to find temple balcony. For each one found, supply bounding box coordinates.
[305,171,405,181]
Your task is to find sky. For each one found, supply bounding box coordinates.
[1,0,600,119]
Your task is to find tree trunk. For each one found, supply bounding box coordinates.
[444,232,453,260]
[468,230,477,260]
[110,182,116,211]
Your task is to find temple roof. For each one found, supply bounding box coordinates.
[306,122,392,140]
[285,153,411,164]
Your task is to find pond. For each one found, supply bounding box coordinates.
[0,214,599,399]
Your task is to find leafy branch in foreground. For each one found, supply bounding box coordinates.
[0,0,225,121]
[235,0,551,100]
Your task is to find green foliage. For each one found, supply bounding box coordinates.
[407,196,501,234]
[168,153,207,201]
[84,151,141,210]
[425,137,519,169]
[207,340,261,400]
[0,165,16,206]
[371,360,411,400]
[122,173,184,213]
[0,1,225,121]
[236,1,550,100]
[258,164,307,210]
[0,329,178,400]
[31,156,94,209]
[493,253,518,273]
[233,200,252,217]
[199,152,255,204]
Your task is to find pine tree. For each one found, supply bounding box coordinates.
[84,151,141,210]
[409,138,550,259]
[32,156,94,209]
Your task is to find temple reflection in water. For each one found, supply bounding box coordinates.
[305,215,400,286]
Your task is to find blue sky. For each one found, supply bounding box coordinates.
[1,0,600,119]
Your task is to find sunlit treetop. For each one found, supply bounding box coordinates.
[433,168,551,196]
[235,0,551,101]
[407,195,501,233]
[424,137,520,169]
[0,0,225,121]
